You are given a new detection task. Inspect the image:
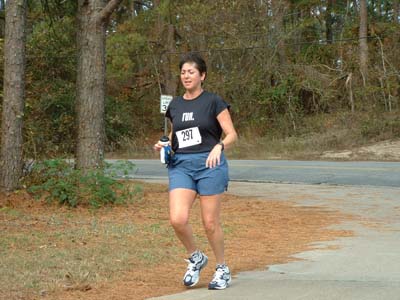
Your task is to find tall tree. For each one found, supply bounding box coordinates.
[326,0,334,44]
[353,0,359,14]
[0,0,27,191]
[153,0,177,96]
[359,0,368,85]
[161,23,177,96]
[0,0,5,38]
[394,0,399,23]
[271,0,288,67]
[75,0,122,170]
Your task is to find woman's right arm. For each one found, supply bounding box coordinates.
[153,123,173,152]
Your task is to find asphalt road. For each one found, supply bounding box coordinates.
[107,159,400,187]
[105,159,400,299]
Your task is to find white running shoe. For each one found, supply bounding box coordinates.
[183,250,208,287]
[208,264,232,290]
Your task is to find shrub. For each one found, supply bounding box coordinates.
[26,159,142,208]
[361,116,400,141]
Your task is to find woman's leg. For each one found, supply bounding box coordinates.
[169,188,198,255]
[199,194,225,264]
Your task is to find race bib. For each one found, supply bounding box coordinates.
[176,127,202,148]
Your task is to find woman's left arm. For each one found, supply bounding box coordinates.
[206,108,238,168]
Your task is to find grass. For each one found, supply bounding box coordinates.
[0,183,182,299]
[1,215,153,294]
[0,181,354,300]
[228,111,400,160]
[107,110,400,161]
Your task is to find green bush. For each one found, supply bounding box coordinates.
[26,159,142,208]
[361,116,400,140]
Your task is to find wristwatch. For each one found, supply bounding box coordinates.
[217,141,224,151]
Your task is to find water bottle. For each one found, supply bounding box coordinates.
[159,136,172,164]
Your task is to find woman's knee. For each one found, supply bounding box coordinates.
[203,218,220,235]
[170,214,189,230]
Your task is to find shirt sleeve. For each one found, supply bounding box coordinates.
[165,98,175,120]
[165,107,171,120]
[214,95,230,116]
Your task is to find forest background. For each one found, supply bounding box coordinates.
[0,0,399,163]
[0,1,399,297]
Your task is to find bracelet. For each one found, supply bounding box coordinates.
[217,141,224,151]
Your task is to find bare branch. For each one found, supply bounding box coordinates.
[98,0,123,23]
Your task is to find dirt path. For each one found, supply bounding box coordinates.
[321,139,400,160]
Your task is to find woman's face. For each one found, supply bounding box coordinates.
[180,62,205,92]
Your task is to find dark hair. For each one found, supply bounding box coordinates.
[179,52,207,79]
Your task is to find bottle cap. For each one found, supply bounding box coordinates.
[160,136,169,142]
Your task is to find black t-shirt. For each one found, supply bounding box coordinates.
[165,91,230,153]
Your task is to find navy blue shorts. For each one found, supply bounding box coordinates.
[167,152,229,195]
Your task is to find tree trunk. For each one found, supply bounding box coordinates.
[326,0,334,44]
[154,0,177,96]
[0,0,27,191]
[394,0,399,23]
[353,0,358,15]
[339,0,351,72]
[271,0,288,67]
[359,0,368,85]
[75,0,122,171]
[129,0,136,17]
[0,0,5,38]
[161,24,177,96]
